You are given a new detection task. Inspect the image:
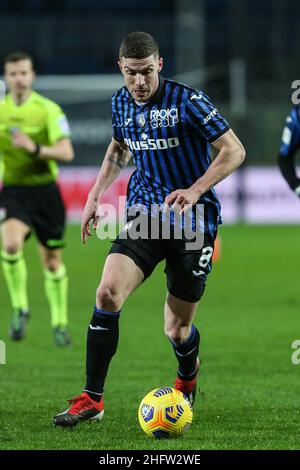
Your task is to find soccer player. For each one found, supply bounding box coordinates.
[0,52,74,346]
[278,105,300,195]
[53,32,245,426]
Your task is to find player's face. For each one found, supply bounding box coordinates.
[119,55,163,103]
[4,60,35,94]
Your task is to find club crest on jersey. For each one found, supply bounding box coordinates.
[150,108,178,128]
[137,113,146,128]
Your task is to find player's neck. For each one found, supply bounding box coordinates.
[11,89,32,106]
[135,100,148,106]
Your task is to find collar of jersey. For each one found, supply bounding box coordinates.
[7,90,36,108]
[127,76,165,109]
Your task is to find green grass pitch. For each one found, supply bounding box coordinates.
[0,224,299,450]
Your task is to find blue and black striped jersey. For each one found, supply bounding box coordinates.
[278,105,300,191]
[279,106,300,157]
[112,77,230,230]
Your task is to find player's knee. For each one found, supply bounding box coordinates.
[44,255,61,272]
[164,321,191,343]
[96,282,123,311]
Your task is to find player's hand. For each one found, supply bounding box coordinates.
[11,131,37,154]
[81,193,100,244]
[164,187,201,214]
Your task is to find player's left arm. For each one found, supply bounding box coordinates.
[165,129,245,213]
[193,128,245,193]
[165,92,245,213]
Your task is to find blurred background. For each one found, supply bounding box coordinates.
[1,0,300,222]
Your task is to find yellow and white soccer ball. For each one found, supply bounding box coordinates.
[138,387,193,438]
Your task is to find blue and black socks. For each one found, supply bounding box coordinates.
[85,307,199,403]
[168,324,200,380]
[85,306,120,402]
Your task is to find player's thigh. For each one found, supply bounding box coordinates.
[0,218,30,253]
[164,292,198,336]
[165,231,216,305]
[38,244,62,271]
[98,252,144,301]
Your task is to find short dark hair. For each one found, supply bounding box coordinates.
[119,32,159,59]
[4,51,34,69]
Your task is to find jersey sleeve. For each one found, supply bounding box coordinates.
[46,102,71,145]
[279,107,300,158]
[111,96,124,142]
[185,91,230,143]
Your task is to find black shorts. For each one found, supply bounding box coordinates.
[109,215,217,303]
[0,182,66,249]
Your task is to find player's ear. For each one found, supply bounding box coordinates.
[117,59,123,74]
[158,57,163,72]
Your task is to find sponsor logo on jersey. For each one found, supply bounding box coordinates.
[203,108,218,125]
[150,108,178,128]
[124,136,180,151]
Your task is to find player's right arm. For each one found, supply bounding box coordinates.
[81,137,130,244]
[278,106,300,196]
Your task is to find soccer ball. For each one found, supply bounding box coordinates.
[138,387,193,438]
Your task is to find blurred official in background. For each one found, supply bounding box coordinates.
[0,52,74,346]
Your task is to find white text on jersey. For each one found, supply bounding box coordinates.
[124,137,180,151]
